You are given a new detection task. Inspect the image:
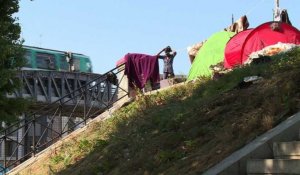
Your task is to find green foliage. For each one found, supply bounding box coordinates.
[184,140,197,149]
[155,149,185,163]
[50,154,64,164]
[63,154,72,166]
[0,0,27,123]
[78,139,92,152]
[94,139,109,150]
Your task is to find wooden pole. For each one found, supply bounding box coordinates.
[275,0,279,9]
[274,0,280,21]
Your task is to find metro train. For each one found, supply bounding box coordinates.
[22,46,93,73]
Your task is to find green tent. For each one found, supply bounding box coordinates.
[187,31,235,80]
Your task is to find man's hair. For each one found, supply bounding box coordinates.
[165,46,172,53]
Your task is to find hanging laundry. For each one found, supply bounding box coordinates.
[123,53,160,89]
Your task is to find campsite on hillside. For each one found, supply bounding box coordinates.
[2,0,300,175]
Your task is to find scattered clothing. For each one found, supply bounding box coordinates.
[246,43,299,65]
[224,15,249,33]
[236,75,263,89]
[187,41,206,64]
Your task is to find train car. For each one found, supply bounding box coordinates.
[22,46,93,73]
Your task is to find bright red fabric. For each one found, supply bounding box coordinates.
[241,22,300,64]
[224,22,300,69]
[224,29,253,69]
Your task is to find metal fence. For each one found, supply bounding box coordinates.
[0,64,128,173]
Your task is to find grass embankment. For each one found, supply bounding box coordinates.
[18,48,300,175]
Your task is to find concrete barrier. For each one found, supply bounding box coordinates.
[203,112,300,175]
[247,159,300,174]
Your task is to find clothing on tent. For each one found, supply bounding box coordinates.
[224,15,249,33]
[241,22,300,64]
[186,15,247,79]
[124,53,160,89]
[246,43,299,65]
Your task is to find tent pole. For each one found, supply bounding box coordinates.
[275,0,279,9]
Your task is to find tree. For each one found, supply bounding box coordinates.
[0,0,27,123]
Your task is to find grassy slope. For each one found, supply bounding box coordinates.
[17,48,300,175]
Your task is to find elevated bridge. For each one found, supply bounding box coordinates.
[0,64,129,173]
[9,70,109,106]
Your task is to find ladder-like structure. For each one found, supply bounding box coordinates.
[0,64,128,173]
[10,70,103,105]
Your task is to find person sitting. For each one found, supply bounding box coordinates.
[157,46,177,79]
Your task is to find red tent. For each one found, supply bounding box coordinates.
[224,29,253,69]
[224,22,300,69]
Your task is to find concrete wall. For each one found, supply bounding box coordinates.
[203,112,300,175]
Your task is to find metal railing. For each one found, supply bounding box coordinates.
[0,64,128,173]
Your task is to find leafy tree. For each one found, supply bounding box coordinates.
[0,0,27,123]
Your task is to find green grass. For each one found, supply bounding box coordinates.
[17,47,300,175]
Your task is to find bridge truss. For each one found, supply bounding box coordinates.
[0,64,128,173]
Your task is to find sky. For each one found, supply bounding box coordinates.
[18,0,300,75]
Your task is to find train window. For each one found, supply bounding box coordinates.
[24,51,32,67]
[73,57,81,72]
[86,59,92,72]
[36,53,56,70]
[59,55,69,71]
